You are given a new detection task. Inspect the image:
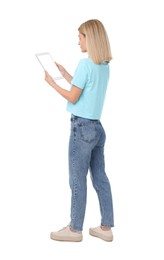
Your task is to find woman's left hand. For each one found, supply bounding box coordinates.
[44,71,55,86]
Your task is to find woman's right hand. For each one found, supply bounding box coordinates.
[55,62,66,77]
[55,62,73,83]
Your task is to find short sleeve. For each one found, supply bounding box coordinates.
[71,59,88,89]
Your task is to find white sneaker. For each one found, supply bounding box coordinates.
[89,226,113,242]
[50,226,83,242]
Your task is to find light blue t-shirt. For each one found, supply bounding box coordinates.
[67,58,109,120]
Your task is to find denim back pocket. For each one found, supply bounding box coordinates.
[78,122,97,143]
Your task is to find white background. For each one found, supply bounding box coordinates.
[0,0,164,259]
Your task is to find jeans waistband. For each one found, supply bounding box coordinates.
[71,114,100,123]
[71,114,101,125]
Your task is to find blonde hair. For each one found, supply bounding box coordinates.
[78,19,112,64]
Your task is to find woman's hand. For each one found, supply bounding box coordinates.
[55,62,66,77]
[55,62,73,84]
[44,71,55,86]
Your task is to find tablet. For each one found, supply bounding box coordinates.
[35,52,63,80]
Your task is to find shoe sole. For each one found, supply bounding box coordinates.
[89,229,113,242]
[50,233,82,242]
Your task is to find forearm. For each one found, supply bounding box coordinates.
[44,71,81,103]
[50,81,73,102]
[62,70,73,84]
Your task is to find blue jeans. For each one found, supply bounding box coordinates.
[69,115,114,232]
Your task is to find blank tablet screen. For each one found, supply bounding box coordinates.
[35,52,63,80]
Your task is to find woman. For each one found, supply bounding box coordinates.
[45,19,114,242]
